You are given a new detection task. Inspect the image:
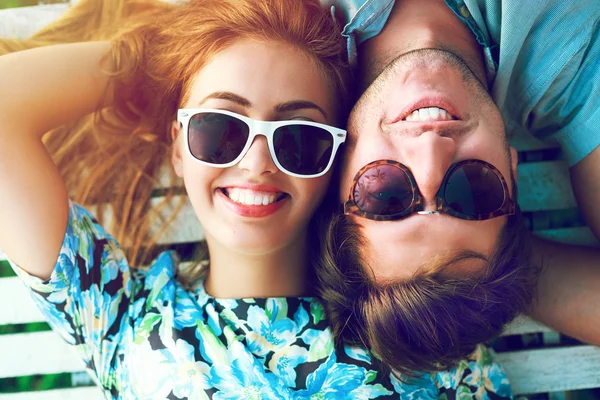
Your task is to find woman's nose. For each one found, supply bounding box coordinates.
[237,135,277,176]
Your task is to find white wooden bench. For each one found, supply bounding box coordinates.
[3,247,600,398]
[1,3,600,399]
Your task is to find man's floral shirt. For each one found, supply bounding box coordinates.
[9,202,515,399]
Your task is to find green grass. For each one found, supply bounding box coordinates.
[0,322,51,335]
[0,0,68,10]
[0,260,16,277]
[0,373,72,393]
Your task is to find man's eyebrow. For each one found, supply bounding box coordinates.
[275,101,328,120]
[420,249,489,277]
[198,92,252,107]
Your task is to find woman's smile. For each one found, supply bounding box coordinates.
[217,184,290,218]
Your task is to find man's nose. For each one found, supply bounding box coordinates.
[400,131,455,207]
[237,135,278,176]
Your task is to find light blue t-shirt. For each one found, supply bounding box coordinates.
[325,0,600,166]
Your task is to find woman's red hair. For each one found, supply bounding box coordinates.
[1,0,350,275]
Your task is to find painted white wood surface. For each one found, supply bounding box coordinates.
[509,131,560,153]
[3,327,600,396]
[517,161,577,212]
[502,314,554,336]
[497,346,600,395]
[0,277,46,325]
[0,387,104,400]
[534,227,600,248]
[0,262,194,325]
[87,196,204,245]
[0,4,71,39]
[0,331,86,378]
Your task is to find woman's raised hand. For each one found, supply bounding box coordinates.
[0,42,112,279]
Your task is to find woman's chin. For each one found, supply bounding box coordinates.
[208,228,296,257]
[227,243,284,257]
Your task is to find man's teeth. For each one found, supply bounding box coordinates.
[225,188,279,206]
[404,107,454,122]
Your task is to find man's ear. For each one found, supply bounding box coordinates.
[510,146,518,180]
[171,121,184,178]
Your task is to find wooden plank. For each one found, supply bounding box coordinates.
[501,315,554,336]
[149,196,203,244]
[0,4,71,39]
[517,161,576,212]
[0,387,104,400]
[533,227,600,248]
[1,196,203,271]
[0,277,46,325]
[0,261,195,325]
[156,162,183,190]
[496,345,600,395]
[87,196,204,245]
[4,347,598,399]
[510,132,560,153]
[0,331,86,378]
[3,335,599,396]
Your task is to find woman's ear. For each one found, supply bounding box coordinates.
[510,146,518,180]
[171,121,184,178]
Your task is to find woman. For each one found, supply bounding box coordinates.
[0,0,512,398]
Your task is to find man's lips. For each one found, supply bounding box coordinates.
[392,96,463,123]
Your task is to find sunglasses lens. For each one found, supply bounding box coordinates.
[273,125,334,175]
[444,162,506,215]
[188,112,249,164]
[354,165,414,215]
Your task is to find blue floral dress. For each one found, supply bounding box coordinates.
[9,202,515,399]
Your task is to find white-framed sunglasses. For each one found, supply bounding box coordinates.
[177,108,346,178]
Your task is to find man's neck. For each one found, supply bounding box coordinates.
[359,0,486,88]
[203,234,310,299]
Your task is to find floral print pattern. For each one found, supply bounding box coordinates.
[9,202,515,399]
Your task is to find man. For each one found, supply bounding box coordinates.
[317,0,600,372]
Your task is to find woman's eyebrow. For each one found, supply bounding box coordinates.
[275,101,328,120]
[198,92,251,107]
[198,93,327,119]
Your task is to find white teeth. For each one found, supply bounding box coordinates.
[429,107,440,119]
[225,188,279,206]
[404,107,454,122]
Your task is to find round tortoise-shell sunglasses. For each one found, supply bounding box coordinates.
[343,159,515,221]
